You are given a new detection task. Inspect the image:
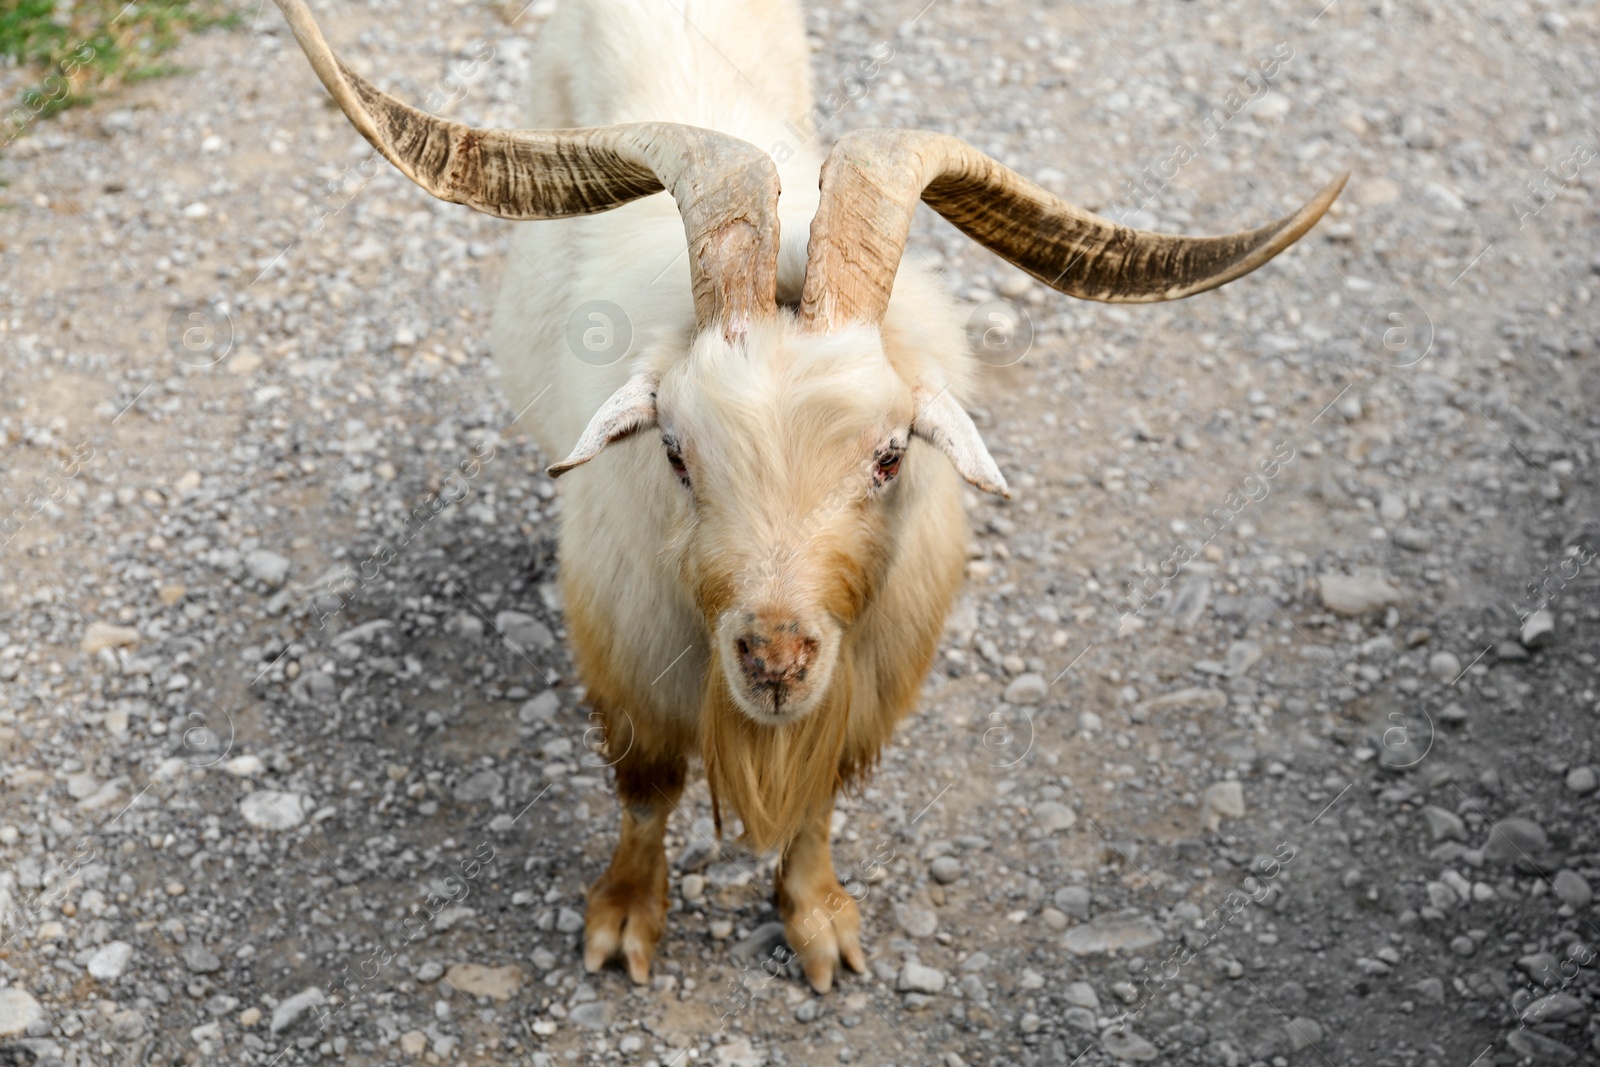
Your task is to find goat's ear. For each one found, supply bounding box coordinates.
[910,386,1010,498]
[546,372,660,477]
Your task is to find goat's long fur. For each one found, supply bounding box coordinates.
[492,0,974,848]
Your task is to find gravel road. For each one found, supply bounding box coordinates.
[1,0,1598,1065]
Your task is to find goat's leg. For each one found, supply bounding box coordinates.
[584,717,686,984]
[775,796,866,993]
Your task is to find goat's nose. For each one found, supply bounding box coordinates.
[734,624,819,691]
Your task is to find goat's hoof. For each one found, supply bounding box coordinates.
[779,880,866,994]
[583,871,667,985]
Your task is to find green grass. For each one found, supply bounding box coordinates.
[2,0,235,133]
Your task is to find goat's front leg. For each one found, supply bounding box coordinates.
[584,738,685,984]
[776,797,866,993]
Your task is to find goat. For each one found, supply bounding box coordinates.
[272,0,1343,992]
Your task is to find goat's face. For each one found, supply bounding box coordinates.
[657,323,914,725]
[549,314,1006,726]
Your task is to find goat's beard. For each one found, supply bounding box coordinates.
[702,661,851,853]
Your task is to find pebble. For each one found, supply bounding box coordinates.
[1379,492,1407,522]
[244,549,291,589]
[454,768,505,803]
[1061,911,1163,956]
[1317,574,1403,616]
[1505,1030,1578,1064]
[182,942,223,974]
[1002,673,1047,705]
[1053,886,1091,920]
[1523,992,1586,1025]
[1520,609,1556,649]
[930,856,963,884]
[713,1037,765,1067]
[1135,687,1226,715]
[1285,1017,1324,1051]
[1552,870,1592,909]
[569,1002,613,1030]
[1421,805,1466,842]
[1565,766,1597,794]
[1426,651,1461,682]
[1101,1027,1159,1062]
[1063,982,1100,1011]
[238,1007,262,1028]
[895,903,938,938]
[896,962,946,994]
[0,988,42,1037]
[1033,801,1076,833]
[495,610,554,652]
[444,963,523,1000]
[270,987,326,1035]
[80,622,140,654]
[1483,817,1549,867]
[239,790,309,831]
[1200,781,1245,832]
[87,941,134,981]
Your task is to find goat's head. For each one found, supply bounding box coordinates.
[274,0,1345,731]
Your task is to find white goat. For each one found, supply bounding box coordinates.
[273,0,1342,992]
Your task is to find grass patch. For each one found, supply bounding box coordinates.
[2,0,235,137]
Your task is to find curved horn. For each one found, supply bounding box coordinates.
[273,0,779,336]
[799,128,1346,331]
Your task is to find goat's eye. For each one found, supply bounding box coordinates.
[664,442,690,486]
[873,447,903,486]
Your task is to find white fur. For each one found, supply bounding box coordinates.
[490,0,983,723]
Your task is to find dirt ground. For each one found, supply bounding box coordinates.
[2,0,1598,1065]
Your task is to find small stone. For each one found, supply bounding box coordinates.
[568,1001,613,1030]
[519,690,560,724]
[1483,817,1549,867]
[1552,869,1592,909]
[1135,687,1226,715]
[895,903,938,938]
[1061,911,1163,956]
[1520,609,1556,649]
[897,961,946,994]
[730,922,787,962]
[1523,992,1587,1026]
[1318,574,1402,616]
[1064,982,1100,1011]
[415,961,444,983]
[245,549,291,589]
[1019,1012,1042,1034]
[223,755,265,777]
[713,1037,766,1067]
[1003,673,1048,705]
[1394,526,1432,551]
[81,622,140,654]
[88,940,134,981]
[1285,1017,1324,1051]
[1101,1027,1159,1062]
[0,988,42,1036]
[1064,1006,1097,1031]
[709,919,734,940]
[1033,801,1076,833]
[1505,1030,1577,1064]
[444,963,523,1000]
[238,1007,262,1028]
[1054,886,1091,920]
[1378,492,1407,522]
[1449,935,1476,957]
[182,942,223,974]
[240,791,308,831]
[400,1029,428,1055]
[1426,651,1461,682]
[495,611,554,652]
[556,908,585,934]
[1413,978,1445,1004]
[1201,781,1245,832]
[681,873,706,900]
[930,856,963,884]
[454,769,505,803]
[1565,766,1598,794]
[1421,805,1466,842]
[272,988,328,1036]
